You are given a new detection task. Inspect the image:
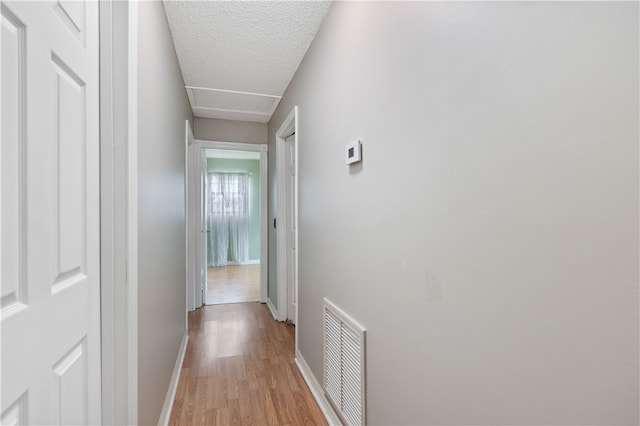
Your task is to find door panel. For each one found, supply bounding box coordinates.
[285,135,297,324]
[200,151,207,305]
[1,3,25,314]
[52,339,87,425]
[186,123,196,311]
[51,54,85,289]
[188,142,205,309]
[1,393,26,425]
[1,2,101,424]
[52,1,84,43]
[201,154,208,304]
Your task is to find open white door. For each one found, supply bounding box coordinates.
[187,130,206,310]
[285,135,298,325]
[1,1,101,424]
[200,151,208,305]
[186,122,196,311]
[276,107,298,323]
[188,141,206,310]
[194,149,205,308]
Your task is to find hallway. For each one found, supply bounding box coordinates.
[169,303,327,425]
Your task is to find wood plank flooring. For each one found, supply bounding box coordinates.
[207,265,260,305]
[169,303,328,426]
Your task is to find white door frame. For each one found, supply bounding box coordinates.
[185,121,197,312]
[186,140,205,310]
[99,1,138,424]
[189,140,269,304]
[200,151,209,306]
[197,148,206,307]
[275,107,299,324]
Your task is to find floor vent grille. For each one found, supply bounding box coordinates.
[323,298,366,426]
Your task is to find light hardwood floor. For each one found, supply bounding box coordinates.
[169,303,328,426]
[207,265,260,305]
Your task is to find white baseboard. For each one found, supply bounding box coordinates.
[157,332,189,426]
[266,297,279,320]
[295,351,342,426]
[244,259,260,265]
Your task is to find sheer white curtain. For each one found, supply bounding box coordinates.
[207,173,249,267]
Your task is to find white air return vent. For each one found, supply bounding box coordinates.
[323,298,366,426]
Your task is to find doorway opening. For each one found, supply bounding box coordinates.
[275,106,299,329]
[186,140,268,312]
[205,150,261,304]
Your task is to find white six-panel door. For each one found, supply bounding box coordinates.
[1,1,101,424]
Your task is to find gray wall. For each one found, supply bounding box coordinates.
[194,117,267,144]
[207,158,261,261]
[136,3,192,424]
[268,2,639,424]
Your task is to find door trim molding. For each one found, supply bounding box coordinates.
[186,137,200,311]
[196,140,268,152]
[99,2,116,421]
[193,140,269,304]
[185,121,191,315]
[275,107,298,325]
[99,1,138,423]
[126,3,139,423]
[185,121,196,316]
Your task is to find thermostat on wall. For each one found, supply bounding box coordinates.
[345,139,362,165]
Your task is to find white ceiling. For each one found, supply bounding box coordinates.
[163,1,332,123]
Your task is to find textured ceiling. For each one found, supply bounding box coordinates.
[163,1,332,123]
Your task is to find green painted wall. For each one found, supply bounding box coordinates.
[207,158,260,261]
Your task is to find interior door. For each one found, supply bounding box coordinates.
[285,135,297,324]
[200,151,208,305]
[186,122,196,311]
[1,1,101,424]
[188,142,204,309]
